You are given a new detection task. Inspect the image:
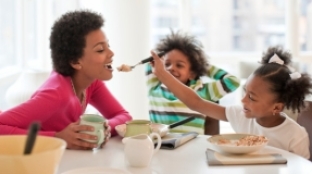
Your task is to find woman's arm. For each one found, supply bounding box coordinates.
[0,89,60,136]
[150,51,227,121]
[89,80,132,136]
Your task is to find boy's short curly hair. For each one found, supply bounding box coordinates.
[155,30,209,78]
[50,10,104,76]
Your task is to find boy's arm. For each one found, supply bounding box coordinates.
[202,64,240,101]
[145,63,161,91]
[151,51,227,121]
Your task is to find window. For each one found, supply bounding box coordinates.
[151,0,287,53]
[300,0,312,52]
[0,0,17,69]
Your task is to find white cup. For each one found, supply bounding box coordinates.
[79,114,106,146]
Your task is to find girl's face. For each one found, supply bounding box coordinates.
[74,29,114,81]
[241,74,283,119]
[163,49,196,84]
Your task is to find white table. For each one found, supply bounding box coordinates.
[57,135,312,174]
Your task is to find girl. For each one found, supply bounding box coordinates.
[146,31,240,135]
[151,46,312,159]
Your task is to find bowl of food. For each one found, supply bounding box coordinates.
[207,133,268,154]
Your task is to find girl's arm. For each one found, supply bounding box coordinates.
[150,51,227,121]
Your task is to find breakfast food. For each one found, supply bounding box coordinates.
[117,64,132,72]
[217,135,267,146]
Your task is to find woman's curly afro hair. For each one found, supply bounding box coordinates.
[50,10,104,76]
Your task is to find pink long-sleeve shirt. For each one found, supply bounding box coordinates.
[0,71,132,136]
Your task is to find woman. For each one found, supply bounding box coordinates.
[0,10,132,150]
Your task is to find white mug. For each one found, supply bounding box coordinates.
[122,133,161,167]
[79,114,105,146]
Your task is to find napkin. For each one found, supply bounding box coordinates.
[206,149,287,165]
[155,132,198,150]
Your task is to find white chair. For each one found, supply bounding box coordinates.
[5,69,49,109]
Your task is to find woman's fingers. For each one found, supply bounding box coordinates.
[72,124,94,132]
[76,132,98,141]
[68,140,94,150]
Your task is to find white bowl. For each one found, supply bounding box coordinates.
[115,123,169,137]
[207,133,268,154]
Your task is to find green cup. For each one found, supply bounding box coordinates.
[79,114,106,145]
[125,120,152,137]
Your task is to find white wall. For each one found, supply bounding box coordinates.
[101,1,152,119]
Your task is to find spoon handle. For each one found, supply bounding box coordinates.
[140,52,165,64]
[168,116,195,129]
[24,122,40,155]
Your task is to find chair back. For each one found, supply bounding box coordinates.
[297,101,312,161]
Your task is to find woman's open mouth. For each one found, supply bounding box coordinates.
[104,62,113,70]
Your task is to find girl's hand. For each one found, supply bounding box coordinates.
[150,50,166,77]
[55,121,99,150]
[100,121,111,148]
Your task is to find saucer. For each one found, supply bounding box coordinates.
[62,167,132,174]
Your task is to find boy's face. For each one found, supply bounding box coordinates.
[163,49,196,84]
[241,74,283,119]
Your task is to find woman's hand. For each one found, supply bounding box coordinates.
[55,121,99,150]
[100,121,111,148]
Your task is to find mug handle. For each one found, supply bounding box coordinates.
[96,129,105,145]
[149,132,161,155]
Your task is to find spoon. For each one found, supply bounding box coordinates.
[117,51,165,72]
[132,51,165,69]
[168,116,196,129]
[24,122,40,155]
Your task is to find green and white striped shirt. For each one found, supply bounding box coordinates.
[146,64,240,134]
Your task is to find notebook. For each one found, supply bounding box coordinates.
[155,132,198,150]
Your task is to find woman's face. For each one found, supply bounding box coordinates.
[163,49,195,84]
[241,74,282,119]
[76,29,114,81]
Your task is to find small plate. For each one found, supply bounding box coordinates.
[62,167,132,174]
[207,133,268,154]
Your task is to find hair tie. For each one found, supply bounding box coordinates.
[289,72,301,80]
[268,53,284,65]
[268,53,301,80]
